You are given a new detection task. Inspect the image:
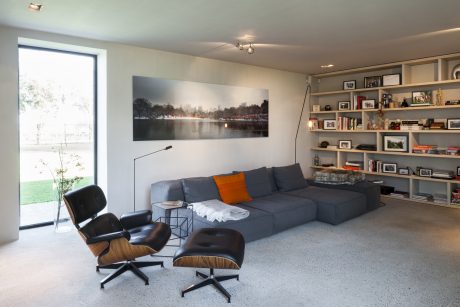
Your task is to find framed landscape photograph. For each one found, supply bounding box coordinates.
[419,168,432,177]
[364,76,382,88]
[343,80,356,90]
[382,163,397,173]
[338,140,352,149]
[338,101,350,110]
[382,74,401,86]
[362,99,376,109]
[383,135,408,152]
[323,119,337,130]
[447,118,460,130]
[411,91,432,106]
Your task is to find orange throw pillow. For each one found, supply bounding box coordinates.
[213,173,253,205]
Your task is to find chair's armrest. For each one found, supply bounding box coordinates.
[86,230,130,244]
[120,210,152,229]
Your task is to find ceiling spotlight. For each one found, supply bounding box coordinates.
[235,41,255,55]
[321,64,334,68]
[28,3,43,11]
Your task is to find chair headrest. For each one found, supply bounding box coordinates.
[63,185,107,225]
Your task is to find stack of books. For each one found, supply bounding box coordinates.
[352,95,367,110]
[413,145,437,154]
[337,116,362,130]
[343,161,363,171]
[413,193,434,202]
[400,120,422,131]
[452,189,460,205]
[432,170,455,179]
[368,159,383,172]
[447,146,460,155]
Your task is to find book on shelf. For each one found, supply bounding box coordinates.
[337,116,362,130]
[342,165,360,171]
[389,191,409,198]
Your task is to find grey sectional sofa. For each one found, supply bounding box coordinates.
[151,164,380,242]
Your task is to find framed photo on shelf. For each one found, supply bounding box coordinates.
[419,168,432,177]
[323,119,337,130]
[447,118,460,130]
[383,135,408,152]
[382,74,401,86]
[338,101,351,110]
[343,80,356,90]
[398,168,409,175]
[411,91,432,106]
[362,99,376,109]
[338,140,352,149]
[364,76,381,88]
[382,163,397,173]
[312,105,321,112]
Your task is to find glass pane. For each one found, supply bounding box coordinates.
[19,47,96,227]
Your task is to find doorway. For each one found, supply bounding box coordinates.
[18,46,97,229]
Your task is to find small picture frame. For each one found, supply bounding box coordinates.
[447,118,460,130]
[411,91,432,106]
[323,119,337,130]
[338,101,351,110]
[419,168,432,177]
[398,168,409,175]
[362,99,376,109]
[383,135,408,152]
[343,80,356,90]
[382,74,401,86]
[364,76,382,88]
[338,140,352,149]
[382,163,397,173]
[312,105,321,112]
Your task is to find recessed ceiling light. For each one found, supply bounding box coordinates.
[28,3,43,12]
[321,64,334,68]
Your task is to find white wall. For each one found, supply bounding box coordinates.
[0,26,310,244]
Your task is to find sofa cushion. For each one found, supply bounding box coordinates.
[181,177,220,203]
[243,193,317,233]
[213,173,252,204]
[234,167,272,198]
[266,168,278,192]
[286,186,366,225]
[151,179,184,203]
[192,204,274,242]
[272,163,308,192]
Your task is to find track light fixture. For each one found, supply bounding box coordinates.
[235,41,255,54]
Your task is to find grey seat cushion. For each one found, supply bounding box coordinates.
[192,205,274,242]
[234,167,272,198]
[272,163,308,192]
[181,177,220,203]
[286,186,366,225]
[243,193,317,233]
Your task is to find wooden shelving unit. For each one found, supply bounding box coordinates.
[309,52,460,208]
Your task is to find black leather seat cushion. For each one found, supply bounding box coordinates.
[174,228,245,268]
[128,222,171,252]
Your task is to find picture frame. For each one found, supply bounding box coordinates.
[382,163,397,173]
[383,135,408,152]
[457,166,460,176]
[382,74,401,86]
[312,105,321,112]
[338,101,351,110]
[364,76,382,88]
[343,80,356,90]
[323,119,337,130]
[447,118,460,130]
[419,168,432,177]
[338,140,352,149]
[398,168,409,175]
[362,99,376,109]
[411,91,432,106]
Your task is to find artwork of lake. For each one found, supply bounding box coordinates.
[133,76,269,141]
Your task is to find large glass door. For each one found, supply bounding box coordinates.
[18,46,97,229]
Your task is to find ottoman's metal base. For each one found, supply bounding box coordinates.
[181,268,239,303]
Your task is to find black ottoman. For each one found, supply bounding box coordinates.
[173,228,245,303]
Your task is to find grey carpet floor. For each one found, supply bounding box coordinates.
[1,199,460,307]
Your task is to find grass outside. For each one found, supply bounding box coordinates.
[20,177,93,205]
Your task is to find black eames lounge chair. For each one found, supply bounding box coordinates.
[63,184,171,288]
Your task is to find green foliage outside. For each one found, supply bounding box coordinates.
[20,177,92,205]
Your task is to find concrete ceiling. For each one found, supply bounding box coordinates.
[1,0,460,74]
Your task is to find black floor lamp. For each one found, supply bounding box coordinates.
[133,145,172,211]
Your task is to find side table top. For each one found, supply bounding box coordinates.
[152,200,187,210]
